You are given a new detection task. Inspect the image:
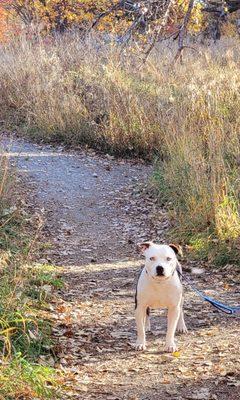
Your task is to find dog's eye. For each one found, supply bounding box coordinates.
[166,257,172,261]
[150,256,156,261]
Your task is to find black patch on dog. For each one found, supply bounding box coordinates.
[146,307,150,316]
[135,288,138,310]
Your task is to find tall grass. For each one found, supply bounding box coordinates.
[0,34,240,263]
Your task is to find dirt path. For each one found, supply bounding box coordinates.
[2,136,240,400]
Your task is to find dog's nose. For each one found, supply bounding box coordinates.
[156,266,164,276]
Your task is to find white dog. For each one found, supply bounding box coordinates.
[135,241,188,352]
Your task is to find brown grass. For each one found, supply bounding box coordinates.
[0,34,240,262]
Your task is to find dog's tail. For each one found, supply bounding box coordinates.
[183,266,205,275]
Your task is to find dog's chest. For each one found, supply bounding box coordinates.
[147,285,176,308]
[137,271,182,308]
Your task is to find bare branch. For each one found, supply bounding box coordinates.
[204,0,240,13]
[144,0,175,61]
[175,0,195,62]
[91,1,124,29]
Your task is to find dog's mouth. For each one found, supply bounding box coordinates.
[154,271,174,281]
[153,274,167,281]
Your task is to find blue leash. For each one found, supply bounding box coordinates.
[178,270,240,315]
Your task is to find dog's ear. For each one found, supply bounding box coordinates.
[137,241,153,254]
[169,243,183,257]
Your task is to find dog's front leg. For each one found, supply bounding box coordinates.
[135,306,146,350]
[165,306,180,352]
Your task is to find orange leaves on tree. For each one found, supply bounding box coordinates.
[0,0,117,34]
[0,2,8,41]
[0,1,207,42]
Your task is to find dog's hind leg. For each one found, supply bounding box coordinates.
[176,297,188,333]
[145,307,151,332]
[176,309,188,333]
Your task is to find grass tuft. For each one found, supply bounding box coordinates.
[0,354,59,400]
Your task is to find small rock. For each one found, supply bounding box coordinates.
[187,388,210,400]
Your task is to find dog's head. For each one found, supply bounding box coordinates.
[138,241,182,281]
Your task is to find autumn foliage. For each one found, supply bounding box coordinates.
[0,2,8,41]
[0,0,114,39]
[0,1,239,43]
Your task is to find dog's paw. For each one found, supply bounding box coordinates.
[176,324,188,334]
[164,342,177,353]
[135,341,146,351]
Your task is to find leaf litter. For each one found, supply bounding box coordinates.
[3,136,240,400]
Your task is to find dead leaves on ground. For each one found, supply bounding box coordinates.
[43,262,240,400]
[8,139,239,399]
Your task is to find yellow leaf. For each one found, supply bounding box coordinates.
[172,351,181,357]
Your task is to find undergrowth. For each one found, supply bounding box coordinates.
[0,356,57,400]
[0,153,63,399]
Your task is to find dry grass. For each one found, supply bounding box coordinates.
[0,34,240,262]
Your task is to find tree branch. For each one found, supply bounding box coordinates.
[143,0,175,61]
[175,0,195,62]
